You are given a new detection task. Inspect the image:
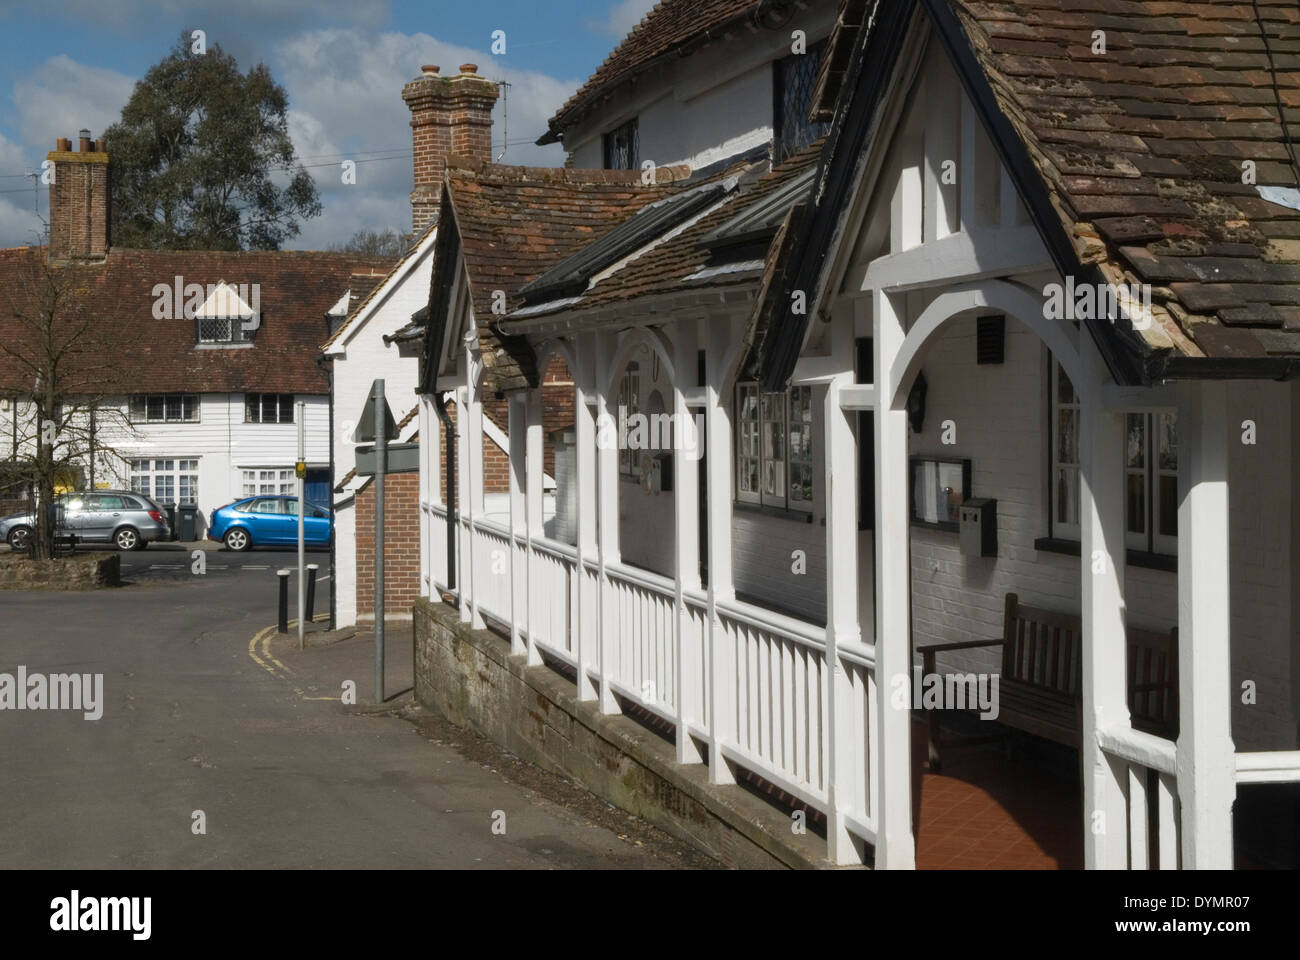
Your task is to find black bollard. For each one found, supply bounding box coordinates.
[305,563,318,622]
[277,568,290,633]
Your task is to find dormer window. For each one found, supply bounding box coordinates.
[774,38,830,163]
[193,281,258,345]
[603,117,639,170]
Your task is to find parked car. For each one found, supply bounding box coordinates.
[0,490,171,551]
[208,495,332,552]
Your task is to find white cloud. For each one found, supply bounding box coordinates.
[0,131,46,247]
[598,0,659,39]
[12,55,135,149]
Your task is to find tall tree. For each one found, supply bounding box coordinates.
[104,34,320,251]
[0,247,135,557]
[329,228,412,259]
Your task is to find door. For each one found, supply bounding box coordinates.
[250,497,295,544]
[80,494,128,540]
[60,495,91,538]
[304,468,330,507]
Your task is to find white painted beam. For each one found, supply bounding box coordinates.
[574,333,599,702]
[673,323,703,765]
[507,394,527,657]
[856,225,1051,294]
[524,388,544,666]
[1177,380,1235,869]
[872,288,916,869]
[705,315,736,785]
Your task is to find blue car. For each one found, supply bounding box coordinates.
[208,496,332,552]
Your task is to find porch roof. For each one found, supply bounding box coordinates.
[760,0,1300,389]
[429,159,690,392]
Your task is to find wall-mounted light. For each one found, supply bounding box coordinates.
[907,370,927,434]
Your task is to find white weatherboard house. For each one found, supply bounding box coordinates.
[413,0,1300,869]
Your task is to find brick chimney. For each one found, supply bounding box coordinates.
[402,63,499,234]
[46,129,110,260]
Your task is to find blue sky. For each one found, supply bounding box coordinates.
[0,0,658,248]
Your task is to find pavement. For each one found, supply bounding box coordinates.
[0,563,712,869]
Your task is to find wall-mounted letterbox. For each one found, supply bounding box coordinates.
[959,497,997,558]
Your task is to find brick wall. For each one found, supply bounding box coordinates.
[356,471,421,619]
[47,135,109,261]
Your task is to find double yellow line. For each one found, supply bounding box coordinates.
[247,618,337,700]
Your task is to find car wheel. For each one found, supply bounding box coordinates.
[224,528,252,552]
[7,526,32,551]
[114,526,140,551]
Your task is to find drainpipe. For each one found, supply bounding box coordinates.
[433,390,458,602]
[315,350,337,630]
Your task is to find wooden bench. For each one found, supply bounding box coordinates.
[918,593,1178,769]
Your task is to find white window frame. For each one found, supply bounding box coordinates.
[129,393,199,423]
[734,381,813,512]
[1050,361,1177,556]
[241,468,296,496]
[130,457,199,505]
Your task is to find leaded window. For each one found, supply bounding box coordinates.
[774,39,830,163]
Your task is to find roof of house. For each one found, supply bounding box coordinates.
[320,220,435,351]
[499,144,821,330]
[0,246,392,395]
[430,159,692,392]
[761,0,1300,387]
[539,0,775,144]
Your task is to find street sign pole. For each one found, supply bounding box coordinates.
[373,379,387,702]
[297,401,306,650]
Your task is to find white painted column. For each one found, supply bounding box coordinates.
[524,386,544,666]
[507,393,527,656]
[1176,380,1235,869]
[673,325,703,765]
[574,335,599,701]
[1079,333,1130,870]
[464,337,486,631]
[456,384,473,625]
[825,373,863,864]
[418,397,431,598]
[595,333,621,714]
[706,317,736,785]
[873,289,916,869]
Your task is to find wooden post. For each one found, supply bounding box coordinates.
[524,386,544,666]
[574,334,598,702]
[873,289,916,869]
[508,394,527,656]
[674,326,703,764]
[1080,334,1130,869]
[1176,380,1235,869]
[456,384,473,625]
[595,333,621,714]
[706,317,736,785]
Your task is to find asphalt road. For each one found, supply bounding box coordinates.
[0,562,685,869]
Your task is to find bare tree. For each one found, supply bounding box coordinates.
[0,246,137,557]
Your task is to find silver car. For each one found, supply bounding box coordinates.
[0,490,172,551]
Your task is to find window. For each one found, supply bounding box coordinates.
[735,382,814,511]
[197,315,248,344]
[603,117,638,170]
[618,363,640,479]
[1050,362,1177,555]
[242,469,296,496]
[774,38,830,163]
[129,394,198,423]
[130,458,199,505]
[245,394,295,424]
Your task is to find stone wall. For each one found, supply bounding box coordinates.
[0,552,120,589]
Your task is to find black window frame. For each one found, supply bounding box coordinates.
[773,38,831,164]
[602,117,639,171]
[129,393,199,423]
[245,393,295,424]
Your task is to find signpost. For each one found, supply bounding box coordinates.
[356,380,397,702]
[296,401,306,650]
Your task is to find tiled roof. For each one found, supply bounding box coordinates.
[948,0,1300,363]
[0,246,392,395]
[320,219,434,350]
[502,144,821,324]
[540,0,765,144]
[440,159,692,391]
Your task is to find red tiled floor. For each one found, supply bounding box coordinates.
[912,723,1084,870]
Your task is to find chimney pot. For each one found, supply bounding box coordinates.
[421,64,439,75]
[78,131,91,152]
[459,63,477,75]
[95,138,106,152]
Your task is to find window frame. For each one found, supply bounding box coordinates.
[733,380,813,513]
[602,117,639,171]
[241,468,296,496]
[129,457,199,505]
[129,393,199,424]
[773,37,831,164]
[244,393,295,425]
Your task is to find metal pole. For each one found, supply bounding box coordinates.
[297,400,306,650]
[374,379,386,702]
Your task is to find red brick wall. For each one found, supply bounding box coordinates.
[355,471,420,618]
[47,137,109,261]
[401,65,499,234]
